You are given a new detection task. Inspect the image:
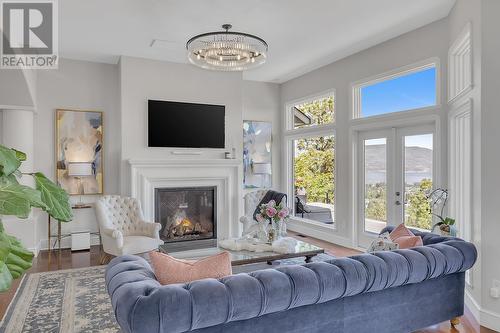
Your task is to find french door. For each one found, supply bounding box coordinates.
[357,124,435,248]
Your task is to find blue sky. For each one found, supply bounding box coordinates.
[361,67,436,117]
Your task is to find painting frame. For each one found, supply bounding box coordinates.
[55,109,104,195]
[243,120,272,189]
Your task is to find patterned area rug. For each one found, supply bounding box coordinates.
[0,266,119,333]
[0,253,334,333]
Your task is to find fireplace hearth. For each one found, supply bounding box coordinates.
[155,186,217,252]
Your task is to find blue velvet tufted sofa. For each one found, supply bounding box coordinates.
[105,227,477,333]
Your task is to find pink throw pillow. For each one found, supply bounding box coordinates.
[389,224,423,249]
[149,251,232,285]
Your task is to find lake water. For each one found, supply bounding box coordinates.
[366,172,432,184]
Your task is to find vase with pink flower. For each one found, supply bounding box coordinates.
[256,200,290,244]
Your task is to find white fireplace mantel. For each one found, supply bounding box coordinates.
[128,159,243,239]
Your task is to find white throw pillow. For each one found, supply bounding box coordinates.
[367,232,399,253]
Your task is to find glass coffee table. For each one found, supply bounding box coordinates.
[159,240,324,266]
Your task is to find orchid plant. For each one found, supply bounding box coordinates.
[256,200,290,224]
[427,188,455,235]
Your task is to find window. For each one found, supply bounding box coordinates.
[353,63,438,118]
[293,95,334,129]
[294,135,335,224]
[285,92,336,227]
[363,138,388,234]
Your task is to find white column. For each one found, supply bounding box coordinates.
[1,109,38,253]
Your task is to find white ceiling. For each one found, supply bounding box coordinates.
[60,0,456,83]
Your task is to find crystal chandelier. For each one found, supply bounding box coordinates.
[186,24,268,71]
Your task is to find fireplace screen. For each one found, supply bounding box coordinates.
[155,187,216,244]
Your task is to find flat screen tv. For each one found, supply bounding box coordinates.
[148,100,225,148]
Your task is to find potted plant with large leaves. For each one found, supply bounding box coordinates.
[0,144,73,292]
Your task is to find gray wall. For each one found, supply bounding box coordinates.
[35,58,120,246]
[119,56,281,195]
[0,69,35,108]
[119,57,243,195]
[448,0,484,317]
[242,81,281,193]
[5,56,280,249]
[480,0,500,321]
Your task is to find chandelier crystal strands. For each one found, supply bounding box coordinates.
[186,24,268,71]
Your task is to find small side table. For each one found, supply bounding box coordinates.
[47,204,93,252]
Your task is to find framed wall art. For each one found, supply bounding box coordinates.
[55,109,103,195]
[243,120,272,189]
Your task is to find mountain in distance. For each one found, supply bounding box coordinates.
[364,144,432,184]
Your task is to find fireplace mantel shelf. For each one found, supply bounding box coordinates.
[128,159,242,167]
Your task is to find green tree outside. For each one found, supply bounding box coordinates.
[364,179,433,229]
[294,97,335,204]
[365,183,387,222]
[405,178,433,229]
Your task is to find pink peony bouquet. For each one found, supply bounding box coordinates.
[256,200,290,224]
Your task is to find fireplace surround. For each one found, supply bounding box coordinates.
[128,159,243,250]
[155,186,217,251]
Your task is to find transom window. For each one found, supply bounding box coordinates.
[353,62,438,119]
[292,94,334,129]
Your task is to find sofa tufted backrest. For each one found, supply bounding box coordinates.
[96,195,145,236]
[243,190,287,217]
[106,231,477,333]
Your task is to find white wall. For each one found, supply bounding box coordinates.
[447,0,484,322]
[280,18,449,243]
[119,56,244,194]
[119,56,282,198]
[479,0,500,327]
[35,58,120,248]
[242,81,281,192]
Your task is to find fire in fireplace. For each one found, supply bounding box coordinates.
[155,186,217,251]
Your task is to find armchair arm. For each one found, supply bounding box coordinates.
[101,228,124,249]
[239,215,258,235]
[134,220,161,239]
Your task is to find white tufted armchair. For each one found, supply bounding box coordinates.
[239,190,287,236]
[95,195,162,257]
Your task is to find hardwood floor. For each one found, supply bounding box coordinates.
[0,235,496,333]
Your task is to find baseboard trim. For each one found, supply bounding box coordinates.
[28,240,42,257]
[287,220,353,249]
[481,308,500,332]
[465,290,500,331]
[465,290,481,322]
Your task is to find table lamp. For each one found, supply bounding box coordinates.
[67,162,93,207]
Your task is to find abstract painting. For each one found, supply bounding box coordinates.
[243,121,272,189]
[56,109,103,195]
